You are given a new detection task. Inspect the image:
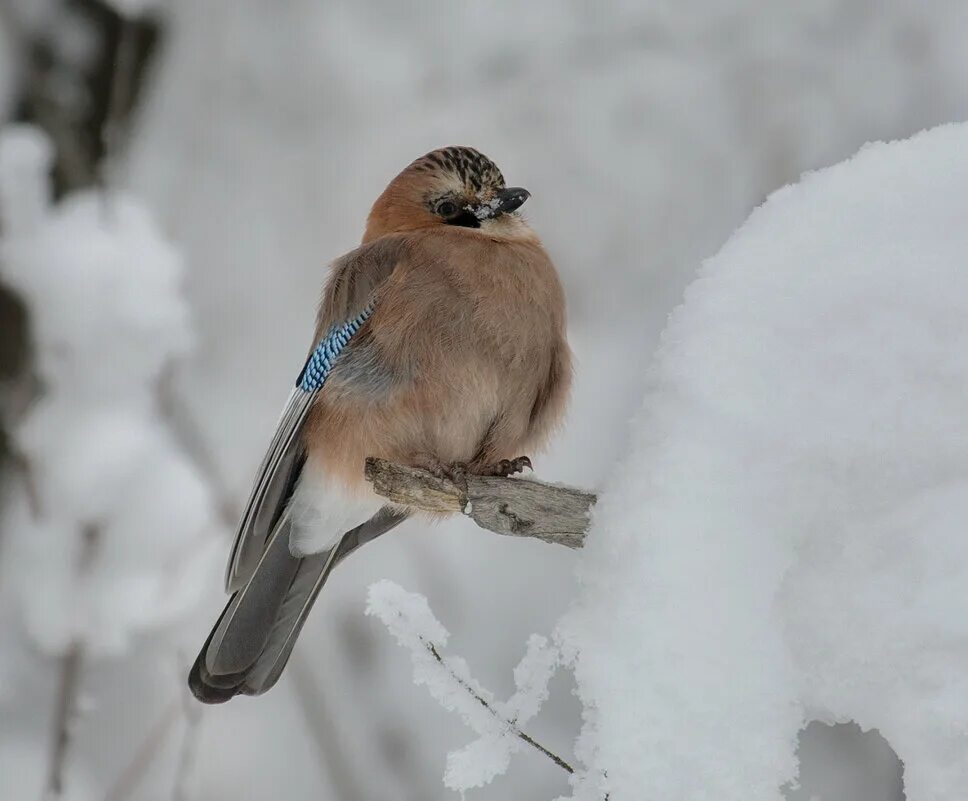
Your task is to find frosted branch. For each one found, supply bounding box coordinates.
[366,580,571,793]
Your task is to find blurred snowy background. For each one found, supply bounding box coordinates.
[1,1,967,799]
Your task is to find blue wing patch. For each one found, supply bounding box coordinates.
[297,301,376,392]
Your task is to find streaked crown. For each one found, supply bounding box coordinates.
[408,146,506,194]
[364,146,531,242]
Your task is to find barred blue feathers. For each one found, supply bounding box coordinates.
[297,301,375,392]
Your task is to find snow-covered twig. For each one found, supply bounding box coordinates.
[425,637,573,777]
[367,580,570,794]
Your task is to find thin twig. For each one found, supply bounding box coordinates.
[171,680,202,801]
[45,644,84,799]
[102,699,181,801]
[421,638,574,776]
[45,524,101,799]
[289,654,375,801]
[8,444,42,518]
[156,366,239,530]
[98,17,139,205]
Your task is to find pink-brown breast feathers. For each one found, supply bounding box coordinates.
[303,227,570,489]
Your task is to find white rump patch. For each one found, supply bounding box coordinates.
[287,466,384,557]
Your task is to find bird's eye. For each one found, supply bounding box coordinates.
[435,200,458,217]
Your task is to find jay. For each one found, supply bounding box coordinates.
[189,146,571,703]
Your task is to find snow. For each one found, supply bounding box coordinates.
[562,122,968,801]
[506,634,560,729]
[0,124,217,657]
[469,197,502,220]
[367,580,562,793]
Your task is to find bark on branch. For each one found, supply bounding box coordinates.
[364,458,596,549]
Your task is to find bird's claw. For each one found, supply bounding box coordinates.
[412,456,469,492]
[412,454,532,487]
[445,462,469,492]
[483,455,533,477]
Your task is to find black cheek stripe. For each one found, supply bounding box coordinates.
[445,211,481,229]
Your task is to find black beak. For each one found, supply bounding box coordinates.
[496,187,530,214]
[472,187,530,220]
[497,186,531,214]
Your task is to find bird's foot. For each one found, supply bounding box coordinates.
[478,455,533,478]
[411,455,469,492]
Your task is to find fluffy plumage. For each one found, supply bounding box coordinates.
[189,146,571,703]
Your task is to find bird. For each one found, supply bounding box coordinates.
[189,146,572,703]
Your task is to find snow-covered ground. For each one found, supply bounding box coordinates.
[2,1,968,800]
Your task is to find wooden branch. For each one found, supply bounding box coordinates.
[364,458,596,549]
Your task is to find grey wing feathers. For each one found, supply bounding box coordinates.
[225,238,407,593]
[241,505,407,693]
[224,387,315,592]
[190,506,407,702]
[320,235,406,328]
[209,513,302,674]
[192,237,411,703]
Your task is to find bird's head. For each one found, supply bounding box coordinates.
[363,146,532,243]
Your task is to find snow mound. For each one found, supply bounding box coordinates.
[562,122,968,801]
